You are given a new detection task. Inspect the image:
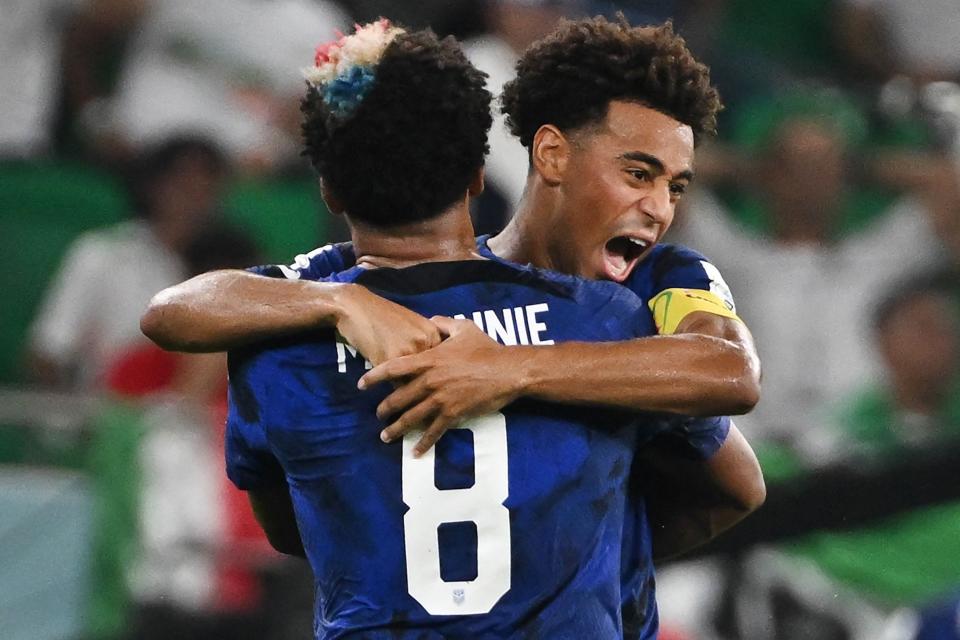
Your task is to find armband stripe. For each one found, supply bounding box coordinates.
[648,288,741,335]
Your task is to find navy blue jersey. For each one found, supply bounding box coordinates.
[249,239,737,638]
[228,259,664,639]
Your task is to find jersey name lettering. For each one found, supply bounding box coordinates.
[454,303,554,346]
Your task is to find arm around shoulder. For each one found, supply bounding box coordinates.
[141,269,444,362]
[140,269,358,352]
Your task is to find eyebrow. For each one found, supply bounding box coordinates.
[619,151,694,182]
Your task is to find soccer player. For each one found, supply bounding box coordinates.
[143,14,762,527]
[227,21,669,637]
[143,15,765,637]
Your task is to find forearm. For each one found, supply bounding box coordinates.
[517,332,758,416]
[141,270,350,352]
[649,498,754,562]
[645,426,766,561]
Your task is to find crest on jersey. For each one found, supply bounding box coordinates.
[452,588,465,605]
[700,260,736,312]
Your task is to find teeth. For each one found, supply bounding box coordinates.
[627,238,648,247]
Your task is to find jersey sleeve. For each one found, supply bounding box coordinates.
[247,242,356,281]
[224,351,287,490]
[647,244,741,335]
[650,415,731,460]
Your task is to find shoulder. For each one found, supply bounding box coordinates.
[644,243,724,288]
[249,242,356,280]
[629,242,737,310]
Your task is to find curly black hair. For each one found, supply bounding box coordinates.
[501,16,721,148]
[301,30,492,227]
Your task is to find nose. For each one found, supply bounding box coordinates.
[638,182,671,225]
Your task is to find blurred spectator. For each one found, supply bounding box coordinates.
[0,0,76,157]
[836,0,960,86]
[720,278,960,640]
[108,0,349,175]
[676,0,844,122]
[26,135,229,389]
[834,0,960,163]
[53,0,148,161]
[673,89,948,462]
[94,223,299,640]
[836,275,960,461]
[464,0,578,231]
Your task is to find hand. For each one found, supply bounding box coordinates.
[358,316,526,456]
[333,285,441,366]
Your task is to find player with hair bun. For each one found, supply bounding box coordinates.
[146,16,766,639]
[224,21,673,638]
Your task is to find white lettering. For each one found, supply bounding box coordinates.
[525,303,554,345]
[512,307,529,345]
[449,303,554,347]
[470,311,484,330]
[336,340,372,373]
[483,309,518,346]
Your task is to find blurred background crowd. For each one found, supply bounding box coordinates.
[2,0,960,638]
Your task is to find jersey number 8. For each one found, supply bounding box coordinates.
[402,413,511,615]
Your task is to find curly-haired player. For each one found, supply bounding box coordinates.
[502,17,719,149]
[300,25,491,227]
[145,17,765,639]
[219,21,695,639]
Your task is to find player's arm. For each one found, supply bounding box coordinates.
[248,484,306,558]
[510,307,759,415]
[643,424,766,561]
[141,269,440,364]
[363,309,759,455]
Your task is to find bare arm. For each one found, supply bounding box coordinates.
[520,311,759,416]
[248,485,306,558]
[644,424,766,561]
[363,311,760,455]
[141,269,441,364]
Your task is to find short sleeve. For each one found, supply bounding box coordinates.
[650,245,737,311]
[225,352,286,490]
[645,245,741,335]
[657,415,732,460]
[248,242,356,281]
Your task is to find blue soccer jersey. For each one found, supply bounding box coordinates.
[228,259,665,639]
[249,239,740,638]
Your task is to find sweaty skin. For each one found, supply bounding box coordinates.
[142,101,765,560]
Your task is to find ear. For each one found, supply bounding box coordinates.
[319,178,345,215]
[531,124,570,186]
[467,167,485,197]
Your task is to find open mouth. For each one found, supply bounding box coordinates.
[602,236,650,282]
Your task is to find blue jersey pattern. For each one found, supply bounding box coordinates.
[248,239,737,639]
[228,259,660,639]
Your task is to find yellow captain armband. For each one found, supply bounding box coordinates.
[648,288,742,335]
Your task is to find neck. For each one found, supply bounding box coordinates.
[350,204,480,269]
[488,178,558,270]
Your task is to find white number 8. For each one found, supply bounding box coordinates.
[402,413,511,615]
